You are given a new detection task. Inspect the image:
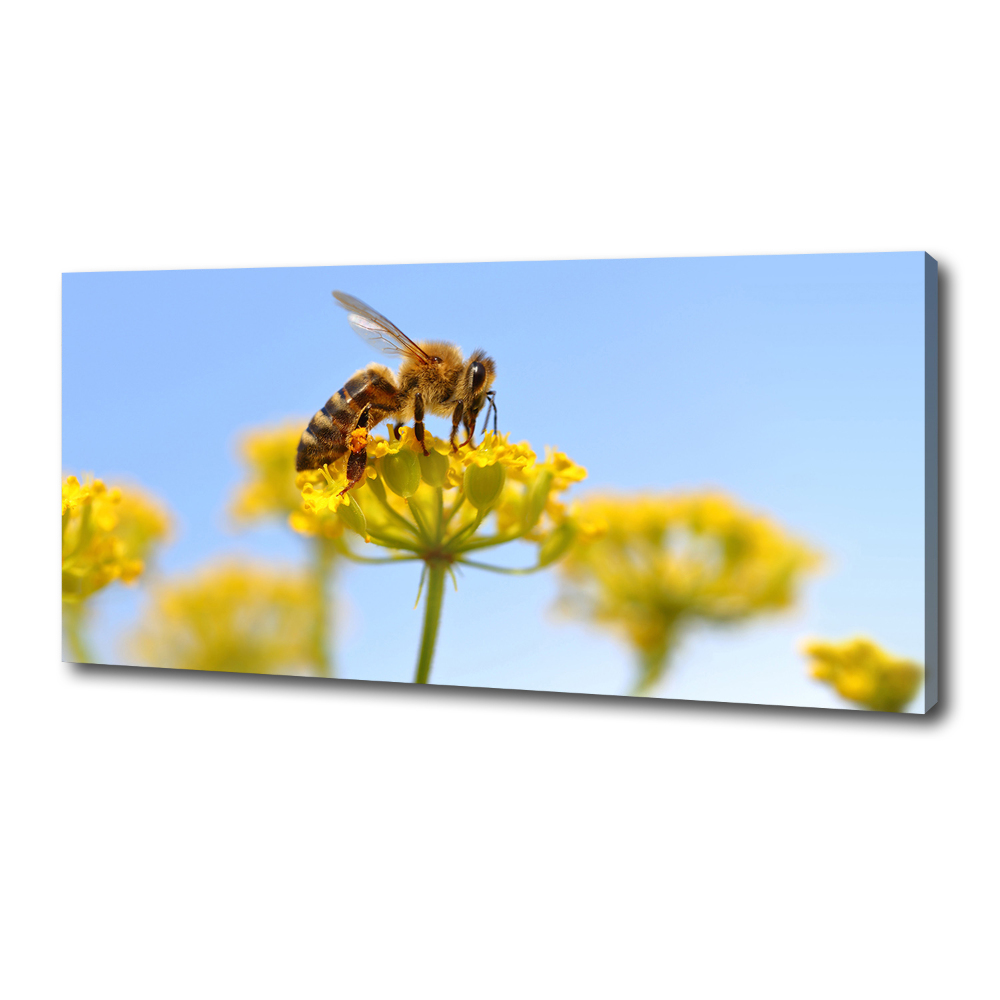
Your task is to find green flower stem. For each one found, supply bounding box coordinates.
[336,550,422,565]
[435,488,445,541]
[311,536,337,678]
[371,489,422,538]
[406,495,435,544]
[456,557,550,575]
[453,529,525,552]
[443,509,487,550]
[441,491,466,529]
[633,640,674,696]
[63,602,93,663]
[363,529,424,552]
[414,559,447,684]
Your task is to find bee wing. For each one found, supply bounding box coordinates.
[332,291,433,364]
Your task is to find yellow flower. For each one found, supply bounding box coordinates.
[555,491,822,694]
[295,429,588,562]
[803,637,923,712]
[62,475,171,603]
[127,560,327,676]
[368,424,432,459]
[62,474,98,515]
[460,431,536,474]
[299,463,351,512]
[540,447,588,491]
[290,423,588,685]
[290,427,587,687]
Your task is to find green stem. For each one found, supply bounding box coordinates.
[414,559,447,684]
[407,495,435,544]
[63,602,93,663]
[632,640,674,696]
[338,551,422,565]
[453,530,525,552]
[363,529,424,552]
[372,490,422,539]
[311,536,337,678]
[444,508,488,550]
[441,490,466,530]
[457,557,549,575]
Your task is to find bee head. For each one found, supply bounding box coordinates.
[462,351,498,438]
[464,350,496,408]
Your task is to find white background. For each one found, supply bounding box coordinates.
[3,1,996,997]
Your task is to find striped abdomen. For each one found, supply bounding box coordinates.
[296,363,400,472]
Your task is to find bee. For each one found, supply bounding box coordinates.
[296,291,498,493]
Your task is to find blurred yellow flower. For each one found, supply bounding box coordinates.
[230,422,303,521]
[556,491,822,694]
[803,637,923,712]
[229,420,343,675]
[62,475,171,604]
[128,561,327,676]
[230,420,348,674]
[230,421,345,540]
[540,447,588,491]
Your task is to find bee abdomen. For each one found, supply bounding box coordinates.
[296,391,354,472]
[296,364,400,472]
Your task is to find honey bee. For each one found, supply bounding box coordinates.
[296,291,498,492]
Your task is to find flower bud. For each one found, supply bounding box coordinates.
[536,521,576,567]
[336,493,369,540]
[464,461,506,511]
[418,448,450,488]
[365,468,388,503]
[523,470,554,530]
[379,449,421,498]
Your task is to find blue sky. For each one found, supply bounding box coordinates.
[62,252,929,710]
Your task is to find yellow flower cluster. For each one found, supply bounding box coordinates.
[62,475,171,603]
[804,637,923,712]
[128,561,325,675]
[229,421,344,539]
[295,429,587,564]
[556,492,822,693]
[230,422,303,522]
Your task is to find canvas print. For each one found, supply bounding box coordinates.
[62,252,938,712]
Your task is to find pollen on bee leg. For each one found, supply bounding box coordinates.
[349,427,368,453]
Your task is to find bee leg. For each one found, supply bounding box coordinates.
[392,423,403,441]
[413,392,430,457]
[459,406,478,449]
[449,401,464,451]
[339,405,371,495]
[486,391,498,435]
[341,450,369,495]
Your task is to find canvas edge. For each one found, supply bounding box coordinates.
[923,252,940,712]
